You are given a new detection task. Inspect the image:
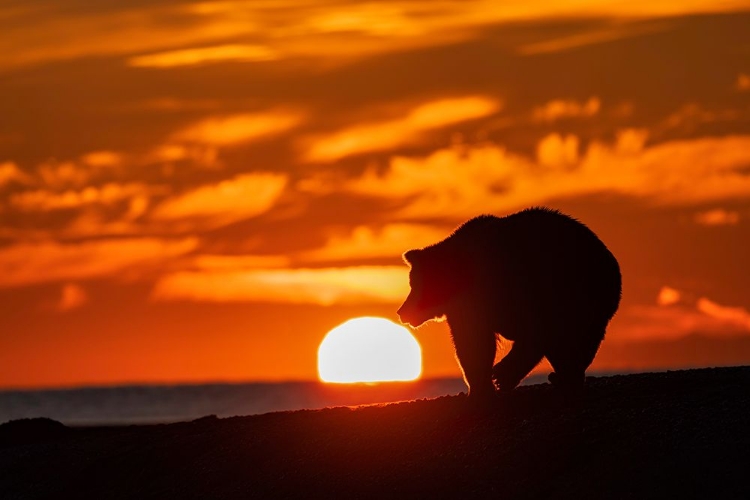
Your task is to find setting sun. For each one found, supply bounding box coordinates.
[318,317,422,383]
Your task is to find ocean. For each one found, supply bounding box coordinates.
[0,375,552,426]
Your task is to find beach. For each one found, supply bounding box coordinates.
[1,366,748,499]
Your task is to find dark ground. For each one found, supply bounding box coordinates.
[1,366,749,499]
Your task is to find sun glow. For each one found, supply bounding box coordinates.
[318,317,422,383]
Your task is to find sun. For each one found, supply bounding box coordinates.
[318,316,422,383]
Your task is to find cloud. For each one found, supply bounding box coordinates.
[10,183,151,212]
[151,172,287,227]
[536,133,580,166]
[57,283,88,312]
[2,1,746,71]
[518,23,666,55]
[302,96,500,162]
[33,154,125,191]
[128,44,279,68]
[0,237,198,288]
[694,208,740,226]
[80,151,123,168]
[659,103,740,132]
[611,303,750,341]
[151,266,409,305]
[302,223,449,262]
[614,286,750,341]
[697,297,750,330]
[0,4,262,70]
[37,161,90,190]
[191,254,291,270]
[737,73,750,91]
[0,162,31,188]
[342,133,750,219]
[532,97,600,122]
[171,111,304,147]
[657,286,681,306]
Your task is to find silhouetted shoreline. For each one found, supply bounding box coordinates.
[1,366,749,499]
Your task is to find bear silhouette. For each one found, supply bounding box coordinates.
[397,207,621,398]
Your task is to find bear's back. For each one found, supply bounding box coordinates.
[451,207,603,256]
[449,207,621,320]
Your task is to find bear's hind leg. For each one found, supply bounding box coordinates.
[546,326,604,389]
[492,341,544,391]
[449,322,497,400]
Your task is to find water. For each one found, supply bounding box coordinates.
[0,375,553,426]
[0,378,481,426]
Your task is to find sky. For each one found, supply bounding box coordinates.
[2,0,750,388]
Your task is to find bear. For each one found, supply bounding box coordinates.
[397,207,621,399]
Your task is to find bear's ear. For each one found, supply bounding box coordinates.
[403,249,422,266]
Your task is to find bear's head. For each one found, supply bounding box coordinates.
[397,247,467,327]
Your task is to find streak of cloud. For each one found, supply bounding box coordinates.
[532,97,600,122]
[615,287,750,341]
[694,208,740,226]
[302,223,450,262]
[697,297,750,329]
[11,183,152,212]
[151,173,287,228]
[151,266,408,305]
[3,1,741,70]
[0,237,198,288]
[518,23,667,55]
[80,151,123,168]
[170,111,304,147]
[128,44,279,68]
[191,254,292,270]
[303,96,500,162]
[611,303,750,341]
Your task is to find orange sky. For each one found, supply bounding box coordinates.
[2,1,750,388]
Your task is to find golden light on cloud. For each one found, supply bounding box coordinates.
[128,44,278,68]
[151,173,287,226]
[615,288,750,341]
[3,1,746,71]
[304,5,417,36]
[192,254,291,270]
[318,317,422,383]
[0,162,30,188]
[80,151,123,168]
[0,237,198,288]
[536,133,580,167]
[533,97,600,122]
[303,223,449,262]
[696,298,750,330]
[11,183,150,212]
[657,286,682,306]
[57,283,88,312]
[151,266,409,305]
[518,23,666,55]
[171,111,303,146]
[303,96,500,162]
[343,133,750,219]
[694,208,740,226]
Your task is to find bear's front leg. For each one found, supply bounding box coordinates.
[447,315,497,400]
[492,341,544,391]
